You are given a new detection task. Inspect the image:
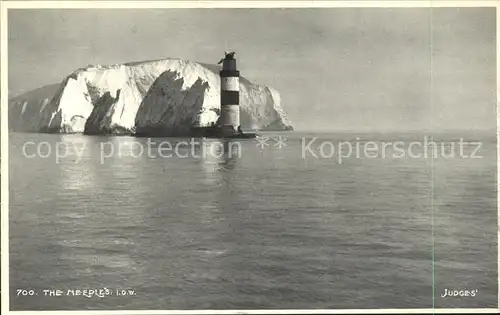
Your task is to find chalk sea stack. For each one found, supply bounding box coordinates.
[8,58,293,136]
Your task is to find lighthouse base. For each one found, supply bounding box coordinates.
[190,125,258,139]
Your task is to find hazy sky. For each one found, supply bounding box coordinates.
[8,8,496,132]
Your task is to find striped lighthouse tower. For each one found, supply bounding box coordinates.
[219,51,240,136]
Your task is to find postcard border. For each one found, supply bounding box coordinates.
[1,1,499,314]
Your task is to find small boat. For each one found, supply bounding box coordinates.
[190,125,258,139]
[226,132,258,139]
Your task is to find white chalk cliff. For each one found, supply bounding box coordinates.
[8,59,293,135]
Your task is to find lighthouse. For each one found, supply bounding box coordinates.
[190,52,256,138]
[219,51,240,136]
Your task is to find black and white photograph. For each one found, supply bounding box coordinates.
[1,1,499,313]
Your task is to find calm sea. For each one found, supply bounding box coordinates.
[8,131,498,310]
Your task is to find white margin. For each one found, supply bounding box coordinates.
[0,1,499,315]
[6,309,500,314]
[496,3,500,314]
[0,0,499,9]
[1,0,10,314]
